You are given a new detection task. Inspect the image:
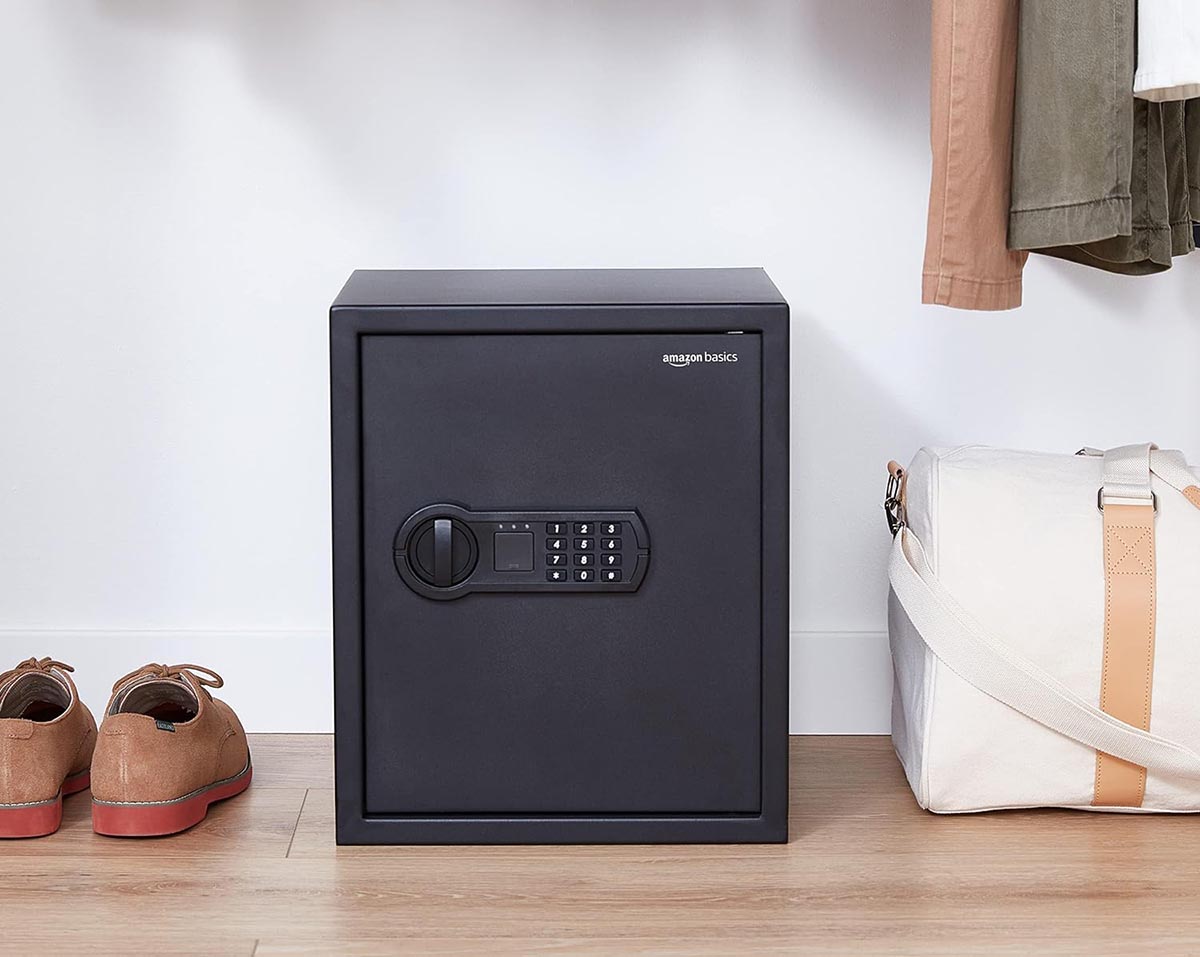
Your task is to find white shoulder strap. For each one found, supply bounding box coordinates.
[1101,442,1155,505]
[888,527,1200,781]
[1082,444,1200,508]
[1151,449,1200,508]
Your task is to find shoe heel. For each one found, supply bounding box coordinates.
[0,795,63,839]
[0,769,90,839]
[92,764,251,837]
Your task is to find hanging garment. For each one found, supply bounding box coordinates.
[1009,0,1198,274]
[921,0,1027,311]
[1030,100,1196,274]
[1190,99,1200,215]
[1009,0,1135,254]
[1134,0,1200,102]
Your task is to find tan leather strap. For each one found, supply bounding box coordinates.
[1094,502,1157,807]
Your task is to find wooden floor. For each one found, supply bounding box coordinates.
[3,736,1199,955]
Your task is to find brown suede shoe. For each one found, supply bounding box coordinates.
[90,663,251,837]
[0,658,97,838]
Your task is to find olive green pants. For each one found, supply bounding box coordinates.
[1009,0,1200,274]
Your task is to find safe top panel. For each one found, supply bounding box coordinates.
[334,267,786,308]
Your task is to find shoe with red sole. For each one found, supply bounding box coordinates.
[90,663,251,837]
[0,657,97,839]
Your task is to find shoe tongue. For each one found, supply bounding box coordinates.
[0,671,71,720]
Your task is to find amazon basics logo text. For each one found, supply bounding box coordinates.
[661,352,740,368]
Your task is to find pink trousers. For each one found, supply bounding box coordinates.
[922,0,1028,311]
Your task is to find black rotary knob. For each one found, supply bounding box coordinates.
[407,518,477,587]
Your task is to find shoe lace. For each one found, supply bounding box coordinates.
[112,663,225,694]
[0,657,74,686]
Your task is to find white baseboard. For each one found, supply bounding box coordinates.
[0,629,892,735]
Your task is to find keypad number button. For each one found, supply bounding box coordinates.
[547,553,567,566]
[574,553,592,566]
[575,538,593,551]
[574,522,593,535]
[601,538,621,551]
[574,569,593,582]
[547,538,567,551]
[602,553,621,566]
[601,522,621,536]
[546,522,566,535]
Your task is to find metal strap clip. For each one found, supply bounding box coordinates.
[884,466,906,537]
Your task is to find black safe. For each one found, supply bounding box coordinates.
[330,268,789,844]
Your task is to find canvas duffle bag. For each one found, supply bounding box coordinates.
[885,443,1200,813]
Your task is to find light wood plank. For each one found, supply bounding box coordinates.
[0,935,255,957]
[254,939,821,956]
[4,736,1200,955]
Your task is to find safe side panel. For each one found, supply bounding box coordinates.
[360,332,762,815]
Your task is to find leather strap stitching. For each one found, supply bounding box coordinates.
[1094,504,1156,807]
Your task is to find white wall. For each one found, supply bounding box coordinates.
[2,1,1197,733]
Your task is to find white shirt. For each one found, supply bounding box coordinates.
[1134,0,1200,101]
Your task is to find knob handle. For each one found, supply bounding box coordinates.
[433,518,453,587]
[398,514,479,590]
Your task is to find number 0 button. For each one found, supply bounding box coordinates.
[574,569,593,582]
[602,538,621,551]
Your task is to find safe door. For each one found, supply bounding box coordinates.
[359,332,763,816]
